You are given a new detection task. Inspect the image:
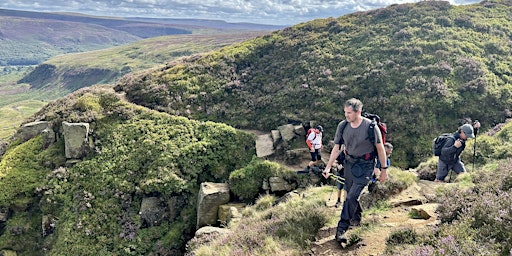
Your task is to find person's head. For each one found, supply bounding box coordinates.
[344,98,363,123]
[459,124,475,140]
[384,142,393,157]
[316,125,323,132]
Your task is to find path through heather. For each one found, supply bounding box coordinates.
[307,180,442,256]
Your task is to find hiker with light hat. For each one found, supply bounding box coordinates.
[435,121,481,182]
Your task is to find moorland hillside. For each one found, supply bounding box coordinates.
[115,0,512,167]
[1,1,512,255]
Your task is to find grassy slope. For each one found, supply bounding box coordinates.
[115,1,512,168]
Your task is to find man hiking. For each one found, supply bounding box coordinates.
[435,122,480,182]
[322,98,388,245]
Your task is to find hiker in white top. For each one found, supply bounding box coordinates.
[307,125,323,169]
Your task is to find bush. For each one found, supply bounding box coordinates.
[229,157,296,200]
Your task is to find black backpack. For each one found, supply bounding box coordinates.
[432,133,455,156]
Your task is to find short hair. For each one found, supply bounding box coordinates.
[384,142,393,149]
[344,98,363,112]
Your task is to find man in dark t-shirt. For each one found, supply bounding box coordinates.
[323,98,388,245]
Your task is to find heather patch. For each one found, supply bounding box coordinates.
[389,159,512,255]
[187,187,330,255]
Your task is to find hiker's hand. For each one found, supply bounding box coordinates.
[322,170,330,179]
[310,147,315,152]
[454,139,462,148]
[379,169,388,183]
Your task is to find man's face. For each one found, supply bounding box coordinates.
[386,148,393,156]
[344,106,359,122]
[460,131,468,140]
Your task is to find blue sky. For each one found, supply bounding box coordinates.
[1,0,482,26]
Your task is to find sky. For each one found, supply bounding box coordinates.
[1,0,483,26]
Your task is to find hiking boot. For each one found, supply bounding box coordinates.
[334,201,341,208]
[335,230,347,244]
[349,220,361,229]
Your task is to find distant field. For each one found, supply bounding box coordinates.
[0,99,48,140]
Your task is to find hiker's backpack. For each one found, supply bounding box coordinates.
[362,112,387,144]
[432,133,455,156]
[306,128,320,140]
[338,112,387,148]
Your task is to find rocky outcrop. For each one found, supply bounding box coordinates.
[196,182,230,228]
[62,121,91,159]
[255,134,274,157]
[268,176,296,192]
[218,203,245,225]
[277,124,296,142]
[19,121,52,142]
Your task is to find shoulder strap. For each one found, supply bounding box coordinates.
[368,120,376,144]
[307,128,317,140]
[337,120,348,150]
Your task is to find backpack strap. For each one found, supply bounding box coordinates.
[368,120,376,144]
[337,120,348,150]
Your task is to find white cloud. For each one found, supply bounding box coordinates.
[0,0,483,25]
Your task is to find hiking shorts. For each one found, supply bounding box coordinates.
[436,159,466,181]
[310,149,321,162]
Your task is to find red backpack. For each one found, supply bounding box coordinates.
[306,128,320,140]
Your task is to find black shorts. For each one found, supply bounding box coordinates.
[310,149,321,161]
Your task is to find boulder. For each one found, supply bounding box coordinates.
[62,121,90,159]
[19,121,51,142]
[255,134,274,157]
[294,125,306,137]
[270,129,281,145]
[218,203,246,224]
[277,124,296,142]
[269,176,295,192]
[194,226,231,237]
[41,127,56,149]
[197,182,230,228]
[284,148,309,165]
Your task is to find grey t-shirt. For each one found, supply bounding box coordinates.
[333,118,382,157]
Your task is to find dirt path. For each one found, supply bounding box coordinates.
[308,180,442,256]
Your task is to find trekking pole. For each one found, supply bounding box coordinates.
[328,182,335,201]
[328,174,345,201]
[473,120,478,172]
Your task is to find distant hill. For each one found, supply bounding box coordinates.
[17,32,268,95]
[0,8,283,66]
[128,17,289,31]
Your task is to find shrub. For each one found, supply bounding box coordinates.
[386,227,418,245]
[229,157,295,200]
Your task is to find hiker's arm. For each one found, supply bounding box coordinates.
[375,142,388,182]
[441,139,457,156]
[306,132,315,150]
[323,145,341,178]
